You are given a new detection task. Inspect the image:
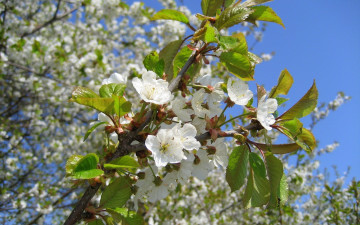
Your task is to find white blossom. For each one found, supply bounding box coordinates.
[257,95,278,130]
[132,71,172,105]
[192,150,213,180]
[102,72,128,85]
[227,77,253,105]
[171,95,194,122]
[209,138,229,168]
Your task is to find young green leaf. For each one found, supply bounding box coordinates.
[107,208,145,225]
[173,46,192,78]
[277,173,289,205]
[277,118,303,140]
[265,153,284,208]
[269,69,294,98]
[83,122,107,142]
[241,0,273,7]
[113,96,132,117]
[254,143,300,154]
[66,155,83,175]
[143,51,165,77]
[278,81,318,120]
[220,52,254,81]
[226,145,249,192]
[231,32,248,54]
[100,177,132,209]
[246,6,285,28]
[159,39,183,80]
[294,128,317,152]
[204,21,219,43]
[249,152,266,178]
[151,9,189,24]
[99,83,126,98]
[243,167,270,208]
[88,219,106,225]
[104,155,140,170]
[72,153,104,179]
[201,0,223,16]
[215,5,253,30]
[218,35,240,52]
[70,86,99,99]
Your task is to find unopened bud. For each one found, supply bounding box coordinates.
[234,133,246,144]
[193,154,201,165]
[207,146,216,155]
[137,172,146,179]
[153,176,163,186]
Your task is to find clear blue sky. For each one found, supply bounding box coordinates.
[137,0,360,181]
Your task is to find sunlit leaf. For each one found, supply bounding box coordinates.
[107,208,145,225]
[201,0,223,16]
[278,81,318,120]
[215,5,253,30]
[159,39,183,80]
[220,52,254,81]
[88,219,105,225]
[151,9,189,24]
[243,166,270,208]
[255,143,300,154]
[143,51,165,77]
[113,96,132,117]
[66,155,83,175]
[173,46,192,78]
[277,173,288,205]
[83,122,107,142]
[226,145,249,192]
[265,153,283,208]
[72,153,104,179]
[246,6,285,28]
[269,69,294,98]
[242,0,273,7]
[100,177,132,209]
[104,156,140,170]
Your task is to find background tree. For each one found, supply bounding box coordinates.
[0,0,358,224]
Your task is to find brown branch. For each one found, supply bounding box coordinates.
[21,4,78,38]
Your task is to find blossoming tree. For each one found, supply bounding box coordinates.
[0,0,358,224]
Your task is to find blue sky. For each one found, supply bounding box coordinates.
[137,0,360,181]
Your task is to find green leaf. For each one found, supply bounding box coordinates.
[107,208,145,225]
[265,153,284,208]
[204,21,218,43]
[66,155,83,175]
[254,143,300,154]
[173,46,192,78]
[275,97,289,106]
[220,52,254,81]
[226,145,249,192]
[113,96,132,117]
[294,128,317,152]
[231,33,248,54]
[218,35,240,52]
[88,219,106,225]
[249,152,266,178]
[73,153,104,179]
[277,173,288,205]
[151,9,189,24]
[246,6,285,28]
[70,87,115,114]
[278,81,318,120]
[269,69,294,98]
[104,156,140,170]
[100,177,132,209]
[241,0,273,7]
[215,5,253,30]
[143,51,165,77]
[243,167,270,208]
[99,83,126,98]
[278,118,303,140]
[159,39,183,81]
[84,122,107,142]
[201,0,223,16]
[71,86,99,99]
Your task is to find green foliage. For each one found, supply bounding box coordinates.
[65,155,83,175]
[215,5,253,31]
[201,0,223,17]
[70,85,131,116]
[100,177,132,209]
[246,6,285,28]
[159,39,183,80]
[107,208,145,225]
[278,81,318,120]
[269,69,294,98]
[72,153,104,179]
[256,143,300,154]
[88,219,105,225]
[220,51,254,81]
[226,145,249,192]
[265,153,284,208]
[104,155,140,170]
[151,9,189,24]
[243,153,270,208]
[173,46,192,78]
[143,51,165,77]
[99,83,126,98]
[83,122,107,142]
